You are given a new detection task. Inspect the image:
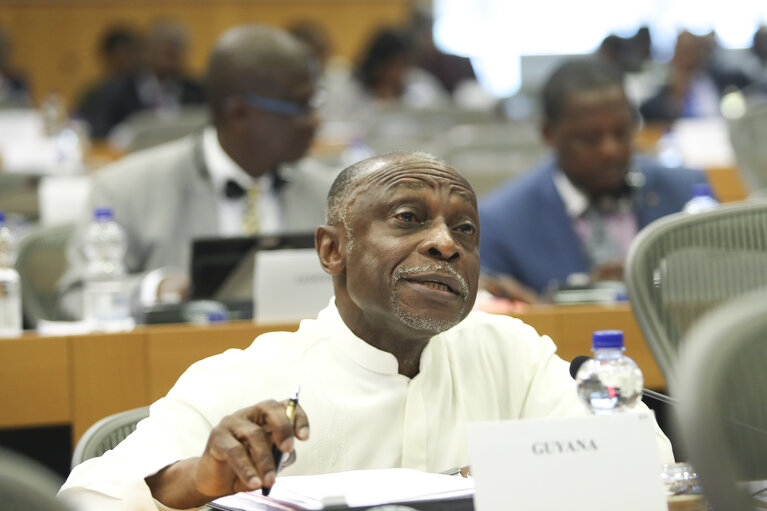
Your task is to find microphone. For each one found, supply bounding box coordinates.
[568,356,677,406]
[569,355,591,379]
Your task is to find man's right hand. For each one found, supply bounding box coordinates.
[145,399,310,509]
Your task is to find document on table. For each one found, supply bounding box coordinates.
[209,468,474,510]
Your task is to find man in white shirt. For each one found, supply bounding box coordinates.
[59,151,674,510]
[58,24,336,318]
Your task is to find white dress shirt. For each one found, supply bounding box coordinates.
[552,170,638,269]
[202,126,281,236]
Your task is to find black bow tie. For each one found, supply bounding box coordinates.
[224,179,247,199]
[223,169,287,199]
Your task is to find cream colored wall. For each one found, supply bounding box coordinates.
[0,0,411,108]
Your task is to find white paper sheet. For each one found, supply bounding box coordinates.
[253,248,333,324]
[211,468,474,510]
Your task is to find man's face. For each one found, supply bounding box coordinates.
[544,86,636,197]
[340,159,480,338]
[248,65,319,167]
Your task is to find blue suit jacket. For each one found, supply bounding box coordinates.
[478,157,707,294]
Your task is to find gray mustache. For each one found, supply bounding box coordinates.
[394,264,469,297]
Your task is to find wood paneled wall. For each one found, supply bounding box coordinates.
[0,0,411,108]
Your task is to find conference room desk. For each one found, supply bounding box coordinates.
[0,303,661,444]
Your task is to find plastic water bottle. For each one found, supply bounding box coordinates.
[575,330,643,414]
[683,183,719,214]
[0,212,22,337]
[83,207,132,331]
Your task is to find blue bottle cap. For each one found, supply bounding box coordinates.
[93,207,114,221]
[592,330,624,349]
[0,211,5,223]
[207,311,227,323]
[691,182,713,198]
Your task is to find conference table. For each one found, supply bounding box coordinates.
[0,303,662,444]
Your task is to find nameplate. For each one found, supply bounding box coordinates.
[468,413,667,511]
[254,248,334,324]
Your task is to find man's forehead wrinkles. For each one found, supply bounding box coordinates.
[375,172,472,194]
[362,161,467,186]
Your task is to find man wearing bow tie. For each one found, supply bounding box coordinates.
[58,24,336,318]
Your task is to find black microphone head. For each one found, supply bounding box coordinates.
[569,355,592,380]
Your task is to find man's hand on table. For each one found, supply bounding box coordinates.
[145,399,310,509]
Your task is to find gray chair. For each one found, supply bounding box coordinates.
[625,200,767,389]
[116,106,209,153]
[0,447,72,510]
[15,223,75,325]
[672,288,767,511]
[71,406,150,469]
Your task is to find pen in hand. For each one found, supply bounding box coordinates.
[262,386,300,496]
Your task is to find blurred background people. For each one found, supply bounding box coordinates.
[0,25,31,108]
[739,25,767,89]
[321,25,448,120]
[57,24,335,318]
[79,18,205,140]
[640,31,751,122]
[405,8,481,101]
[73,24,143,127]
[479,57,707,303]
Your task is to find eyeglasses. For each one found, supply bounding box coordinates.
[241,90,325,117]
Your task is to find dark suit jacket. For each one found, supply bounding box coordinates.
[478,157,707,294]
[79,72,205,139]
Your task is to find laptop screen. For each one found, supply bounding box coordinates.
[189,232,316,300]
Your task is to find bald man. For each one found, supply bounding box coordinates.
[59,151,673,510]
[58,24,336,318]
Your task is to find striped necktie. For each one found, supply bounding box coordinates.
[242,182,261,235]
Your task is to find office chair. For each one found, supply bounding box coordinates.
[116,106,209,153]
[71,405,150,469]
[0,447,72,510]
[672,288,767,511]
[624,200,767,389]
[15,222,75,325]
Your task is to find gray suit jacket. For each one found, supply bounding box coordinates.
[58,132,336,318]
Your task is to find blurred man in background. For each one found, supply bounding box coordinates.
[479,57,707,302]
[58,24,335,318]
[74,24,143,127]
[80,18,205,140]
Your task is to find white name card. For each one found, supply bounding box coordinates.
[468,413,667,511]
[253,248,334,324]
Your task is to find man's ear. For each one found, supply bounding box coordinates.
[315,224,346,275]
[541,119,556,147]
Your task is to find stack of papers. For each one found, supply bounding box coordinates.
[209,468,474,510]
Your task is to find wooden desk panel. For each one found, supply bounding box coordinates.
[1,306,666,443]
[0,334,70,428]
[70,331,148,439]
[706,166,748,203]
[145,322,296,402]
[516,304,664,390]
